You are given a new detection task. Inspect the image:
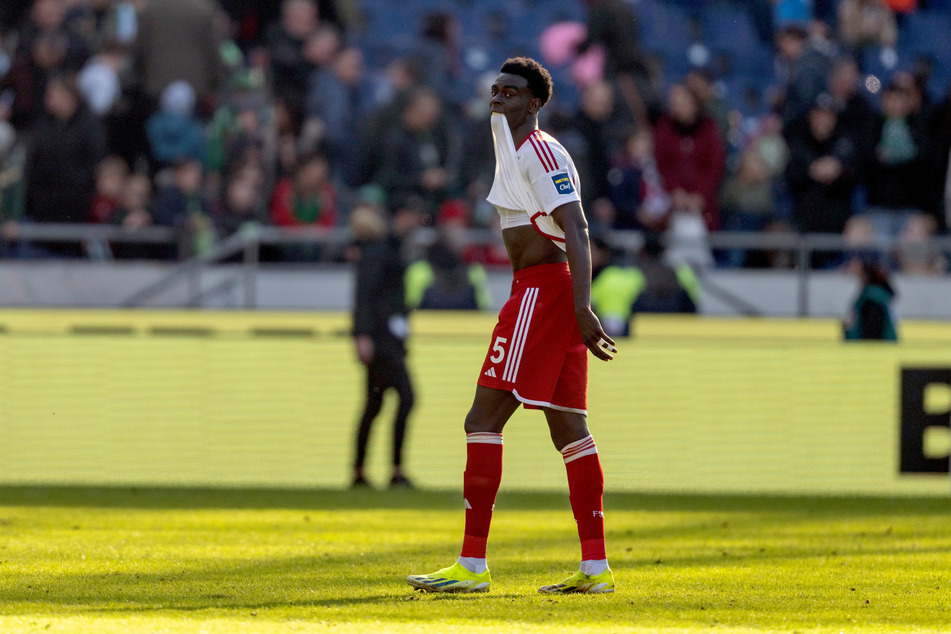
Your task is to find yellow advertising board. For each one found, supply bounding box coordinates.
[0,311,948,495]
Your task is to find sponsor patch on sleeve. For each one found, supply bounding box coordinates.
[550,172,575,195]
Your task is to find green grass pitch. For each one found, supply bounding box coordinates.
[1,486,950,633]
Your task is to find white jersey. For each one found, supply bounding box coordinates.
[486,113,582,252]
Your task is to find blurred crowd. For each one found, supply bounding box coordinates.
[0,0,948,273]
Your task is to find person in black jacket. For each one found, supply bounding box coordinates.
[784,94,859,267]
[349,202,419,488]
[373,87,455,217]
[24,72,105,256]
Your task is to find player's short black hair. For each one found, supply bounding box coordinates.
[500,56,553,107]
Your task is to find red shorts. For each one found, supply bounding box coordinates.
[477,262,587,414]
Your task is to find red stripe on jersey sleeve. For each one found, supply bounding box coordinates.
[528,134,555,172]
[537,134,560,171]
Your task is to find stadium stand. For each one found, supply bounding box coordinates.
[0,0,948,292]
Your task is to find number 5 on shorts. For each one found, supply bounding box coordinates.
[490,336,508,363]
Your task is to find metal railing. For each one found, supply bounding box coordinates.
[3,223,951,315]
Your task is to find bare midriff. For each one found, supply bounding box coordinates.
[502,225,567,272]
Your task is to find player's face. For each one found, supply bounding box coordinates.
[490,73,539,130]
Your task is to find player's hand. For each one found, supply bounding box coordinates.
[576,307,617,361]
[355,334,375,365]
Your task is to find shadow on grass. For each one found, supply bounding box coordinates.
[1,485,949,517]
[3,509,950,631]
[0,547,550,616]
[0,485,460,511]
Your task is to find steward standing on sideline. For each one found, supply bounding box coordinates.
[349,203,418,488]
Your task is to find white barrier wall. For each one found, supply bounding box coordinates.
[0,262,950,318]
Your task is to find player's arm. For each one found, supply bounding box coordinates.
[551,201,616,362]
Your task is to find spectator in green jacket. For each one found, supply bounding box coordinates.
[843,252,898,341]
[405,201,492,311]
[591,234,700,337]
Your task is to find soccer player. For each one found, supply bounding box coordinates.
[406,57,617,594]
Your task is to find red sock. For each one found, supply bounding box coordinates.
[562,435,606,562]
[460,432,503,559]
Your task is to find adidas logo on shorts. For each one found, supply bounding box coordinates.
[484,367,497,378]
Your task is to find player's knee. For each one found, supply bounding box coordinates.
[547,415,590,449]
[464,409,497,434]
[463,411,482,434]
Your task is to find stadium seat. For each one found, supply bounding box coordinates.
[898,12,951,97]
[542,0,587,24]
[860,45,915,85]
[724,76,766,116]
[900,13,951,58]
[636,0,693,54]
[361,0,423,46]
[636,0,695,80]
[701,2,760,57]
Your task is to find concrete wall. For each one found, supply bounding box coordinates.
[0,261,949,319]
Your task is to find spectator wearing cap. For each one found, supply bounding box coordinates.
[785,93,859,265]
[146,80,206,169]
